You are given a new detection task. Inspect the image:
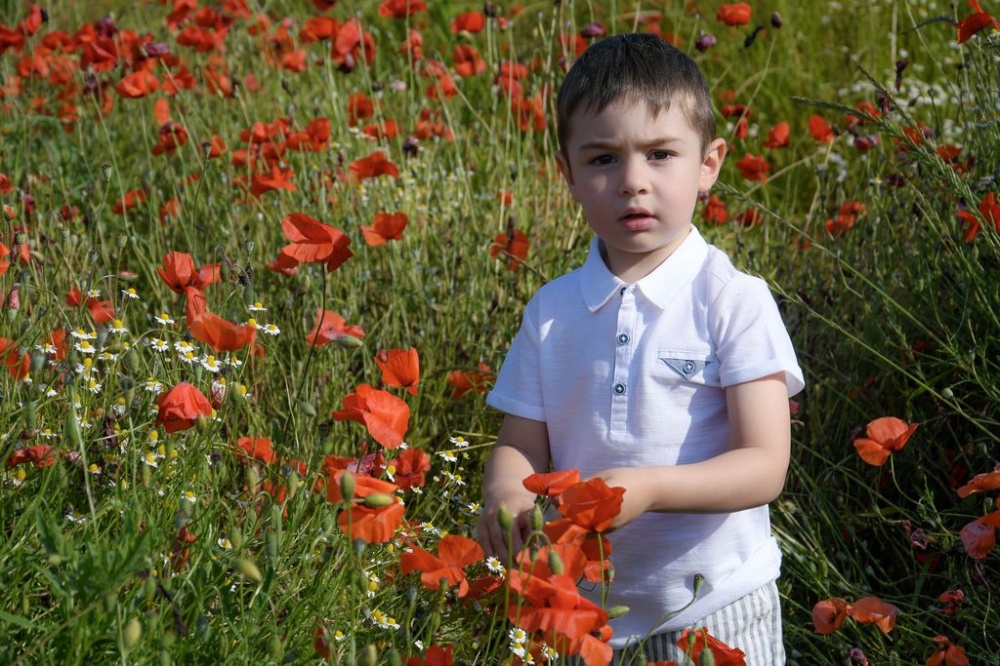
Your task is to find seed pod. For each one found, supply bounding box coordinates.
[496,506,514,531]
[547,549,564,575]
[122,617,142,649]
[362,492,395,508]
[339,470,356,500]
[530,506,544,532]
[234,557,263,583]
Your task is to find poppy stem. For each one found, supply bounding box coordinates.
[285,266,327,447]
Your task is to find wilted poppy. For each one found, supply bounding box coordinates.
[853,416,919,466]
[375,347,420,395]
[155,382,213,433]
[557,478,625,533]
[6,444,56,468]
[847,596,899,634]
[812,597,849,634]
[960,509,1000,559]
[332,383,410,449]
[927,635,970,666]
[716,3,752,26]
[401,534,484,597]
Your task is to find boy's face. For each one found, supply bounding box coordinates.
[557,100,726,281]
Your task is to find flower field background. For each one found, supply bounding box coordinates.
[1,0,998,663]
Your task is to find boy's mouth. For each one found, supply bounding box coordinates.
[618,208,655,229]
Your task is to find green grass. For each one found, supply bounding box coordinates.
[1,0,998,664]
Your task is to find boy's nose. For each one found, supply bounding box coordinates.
[619,160,649,196]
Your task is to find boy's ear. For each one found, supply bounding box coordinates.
[699,138,727,192]
[555,151,575,186]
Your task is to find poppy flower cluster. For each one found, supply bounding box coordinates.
[812,595,900,635]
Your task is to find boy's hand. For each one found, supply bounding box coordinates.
[592,467,656,530]
[476,497,535,565]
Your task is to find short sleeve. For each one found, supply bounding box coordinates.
[710,274,804,396]
[485,297,548,421]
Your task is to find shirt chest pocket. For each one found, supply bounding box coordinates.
[655,349,720,387]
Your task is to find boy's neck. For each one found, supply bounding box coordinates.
[598,224,692,284]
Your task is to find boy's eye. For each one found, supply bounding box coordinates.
[589,154,616,165]
[649,150,672,161]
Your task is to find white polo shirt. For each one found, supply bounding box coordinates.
[487,226,804,646]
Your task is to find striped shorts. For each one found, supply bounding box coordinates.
[603,580,785,666]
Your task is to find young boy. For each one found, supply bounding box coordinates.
[476,33,804,664]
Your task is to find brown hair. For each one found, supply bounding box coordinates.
[556,33,716,156]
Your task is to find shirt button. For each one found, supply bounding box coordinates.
[613,383,626,395]
[619,286,627,296]
[682,361,696,373]
[617,333,629,345]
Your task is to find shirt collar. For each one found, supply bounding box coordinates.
[579,226,709,312]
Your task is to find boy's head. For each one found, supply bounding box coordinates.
[556,33,716,158]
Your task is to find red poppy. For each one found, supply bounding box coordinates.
[169,525,197,572]
[446,362,494,398]
[346,91,375,126]
[361,211,408,247]
[360,119,400,141]
[763,121,790,149]
[332,383,410,449]
[306,309,365,347]
[278,212,353,273]
[375,347,420,395]
[157,251,210,293]
[812,597,849,634]
[236,436,277,465]
[388,447,431,490]
[0,243,7,278]
[847,596,899,634]
[507,570,612,662]
[721,104,751,140]
[300,16,339,43]
[926,636,970,666]
[957,1,1000,43]
[825,200,866,237]
[451,11,486,34]
[329,472,406,542]
[380,0,427,18]
[853,416,919,466]
[717,3,752,26]
[113,188,146,215]
[543,519,613,583]
[349,151,400,181]
[808,115,836,142]
[0,337,28,379]
[188,311,256,352]
[6,444,56,468]
[957,192,1000,242]
[155,382,213,433]
[401,534,484,597]
[557,478,625,533]
[405,645,453,666]
[115,69,160,98]
[701,194,730,225]
[935,589,965,615]
[86,297,115,324]
[489,228,530,270]
[523,469,581,499]
[676,627,747,665]
[249,164,296,197]
[735,153,770,182]
[452,45,486,77]
[0,173,11,194]
[333,19,375,67]
[957,465,1000,497]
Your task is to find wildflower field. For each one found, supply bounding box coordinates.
[1,0,999,663]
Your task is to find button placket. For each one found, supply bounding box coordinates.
[610,287,634,433]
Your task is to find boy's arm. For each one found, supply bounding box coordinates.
[477,414,551,563]
[596,373,791,529]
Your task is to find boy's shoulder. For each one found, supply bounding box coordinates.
[701,241,770,303]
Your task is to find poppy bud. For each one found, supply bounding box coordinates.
[123,617,142,649]
[699,647,715,666]
[547,549,564,575]
[234,557,263,583]
[770,11,783,28]
[580,22,605,38]
[334,335,364,349]
[496,506,514,531]
[340,470,356,500]
[338,53,356,74]
[607,604,630,619]
[695,33,716,52]
[357,644,377,666]
[363,492,395,508]
[530,505,544,532]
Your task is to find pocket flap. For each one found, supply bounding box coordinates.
[659,356,708,380]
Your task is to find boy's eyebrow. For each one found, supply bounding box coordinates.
[576,135,684,150]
